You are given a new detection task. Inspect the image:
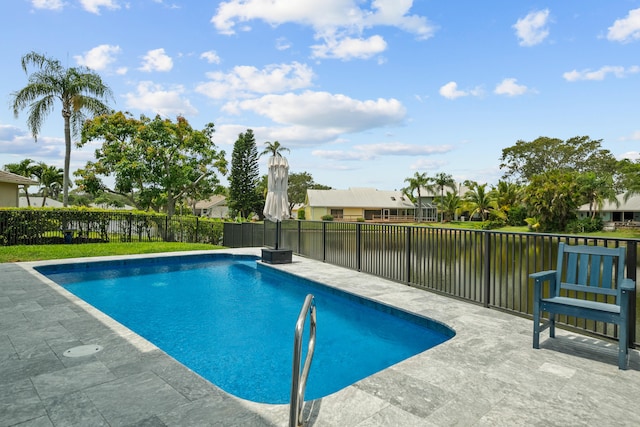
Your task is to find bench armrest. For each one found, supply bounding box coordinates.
[530,270,557,300]
[621,278,636,292]
[529,270,556,281]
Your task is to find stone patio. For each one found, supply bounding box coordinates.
[1,248,639,426]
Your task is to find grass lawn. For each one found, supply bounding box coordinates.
[0,242,222,263]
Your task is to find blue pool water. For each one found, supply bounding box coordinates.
[37,254,454,404]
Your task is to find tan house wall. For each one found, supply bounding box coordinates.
[0,182,19,207]
[306,206,328,221]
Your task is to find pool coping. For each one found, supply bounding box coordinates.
[4,248,640,426]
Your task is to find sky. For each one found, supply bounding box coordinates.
[1,0,640,193]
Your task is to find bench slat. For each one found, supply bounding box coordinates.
[542,296,621,314]
[560,282,618,297]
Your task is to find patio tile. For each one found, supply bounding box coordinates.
[83,371,189,427]
[0,378,47,426]
[31,360,116,399]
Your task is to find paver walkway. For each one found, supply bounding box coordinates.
[1,248,639,426]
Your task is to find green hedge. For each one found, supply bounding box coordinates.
[0,208,223,246]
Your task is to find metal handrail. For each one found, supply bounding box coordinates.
[289,294,316,427]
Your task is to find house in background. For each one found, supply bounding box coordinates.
[194,195,228,218]
[0,170,38,207]
[305,188,417,222]
[577,194,640,226]
[19,197,64,208]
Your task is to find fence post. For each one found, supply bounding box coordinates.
[356,223,362,271]
[297,221,301,254]
[405,227,412,285]
[195,217,199,243]
[626,240,637,346]
[322,221,327,262]
[483,232,491,308]
[128,213,133,242]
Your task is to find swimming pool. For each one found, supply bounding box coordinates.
[36,253,454,404]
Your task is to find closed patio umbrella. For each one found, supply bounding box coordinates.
[263,154,289,249]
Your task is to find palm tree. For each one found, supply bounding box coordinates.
[437,192,462,221]
[433,172,456,221]
[260,140,289,157]
[4,158,38,206]
[11,51,113,207]
[35,163,64,206]
[576,172,619,219]
[463,182,495,221]
[403,172,432,222]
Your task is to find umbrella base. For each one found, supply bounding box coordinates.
[261,248,292,264]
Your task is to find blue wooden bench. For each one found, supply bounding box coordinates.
[530,243,635,369]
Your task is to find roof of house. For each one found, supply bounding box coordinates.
[0,170,38,186]
[307,188,415,209]
[194,195,227,210]
[578,193,640,212]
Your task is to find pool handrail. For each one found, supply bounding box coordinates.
[289,294,316,427]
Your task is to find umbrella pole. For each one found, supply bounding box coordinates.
[275,221,280,250]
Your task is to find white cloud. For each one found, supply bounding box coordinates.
[276,37,291,51]
[608,8,640,42]
[409,158,448,171]
[313,142,452,161]
[226,91,406,133]
[196,62,314,100]
[139,48,173,72]
[355,142,452,157]
[311,35,387,60]
[439,82,467,100]
[0,124,27,141]
[619,150,640,160]
[563,65,640,81]
[200,50,221,64]
[620,131,640,141]
[74,44,121,71]
[31,0,64,10]
[513,9,550,47]
[494,78,528,96]
[123,81,197,117]
[312,149,375,161]
[211,0,434,60]
[79,0,120,14]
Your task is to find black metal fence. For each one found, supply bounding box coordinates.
[0,209,224,245]
[224,220,639,346]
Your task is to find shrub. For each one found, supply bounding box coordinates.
[297,209,306,220]
[356,217,365,222]
[566,217,603,233]
[321,214,334,221]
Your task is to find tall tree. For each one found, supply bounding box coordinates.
[403,172,432,222]
[3,158,38,206]
[34,163,64,206]
[523,170,580,232]
[228,129,261,218]
[576,172,618,219]
[433,172,456,221]
[10,51,113,207]
[499,136,618,184]
[619,158,640,201]
[260,140,289,158]
[77,112,227,216]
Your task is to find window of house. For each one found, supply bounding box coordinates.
[330,209,343,218]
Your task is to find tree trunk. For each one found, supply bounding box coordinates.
[63,114,72,207]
